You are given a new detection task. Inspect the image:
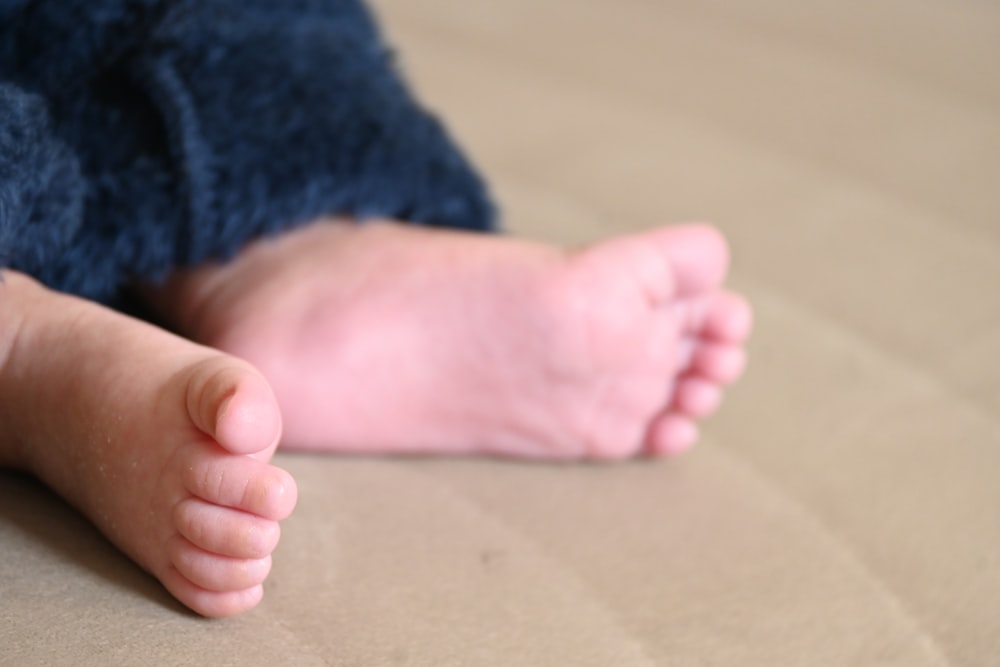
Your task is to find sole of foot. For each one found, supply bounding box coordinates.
[152,220,752,460]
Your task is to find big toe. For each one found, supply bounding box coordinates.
[578,223,731,305]
[184,355,283,456]
[650,224,731,298]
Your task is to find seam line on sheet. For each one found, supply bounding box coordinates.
[388,461,660,667]
[746,274,1000,435]
[704,436,954,667]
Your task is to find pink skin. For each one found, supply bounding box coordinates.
[150,220,752,459]
[0,272,297,617]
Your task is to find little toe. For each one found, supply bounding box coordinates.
[182,451,298,520]
[169,535,272,592]
[672,377,722,418]
[161,566,264,618]
[646,414,700,456]
[173,497,281,559]
[185,356,283,456]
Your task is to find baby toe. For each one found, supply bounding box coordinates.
[161,566,265,618]
[169,535,272,592]
[173,497,281,559]
[646,413,699,456]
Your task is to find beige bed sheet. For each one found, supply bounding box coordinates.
[2,1,998,665]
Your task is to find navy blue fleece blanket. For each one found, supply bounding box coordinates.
[0,0,494,303]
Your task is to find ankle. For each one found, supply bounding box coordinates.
[0,270,43,469]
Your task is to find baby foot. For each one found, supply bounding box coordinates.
[0,272,297,617]
[152,220,751,459]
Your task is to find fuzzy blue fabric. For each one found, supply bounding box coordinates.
[0,84,84,273]
[0,0,496,303]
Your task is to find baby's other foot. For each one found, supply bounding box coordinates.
[152,220,751,459]
[0,272,297,617]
